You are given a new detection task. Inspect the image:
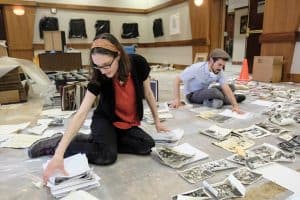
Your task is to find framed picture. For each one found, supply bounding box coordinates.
[240,15,248,34]
[194,52,208,63]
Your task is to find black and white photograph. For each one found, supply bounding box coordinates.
[172,187,212,200]
[200,125,232,141]
[231,167,262,185]
[178,166,214,184]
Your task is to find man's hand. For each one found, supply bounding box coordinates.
[169,99,181,109]
[232,105,244,114]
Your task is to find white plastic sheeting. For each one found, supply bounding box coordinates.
[0,56,56,105]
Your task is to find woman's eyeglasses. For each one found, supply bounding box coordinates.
[93,57,116,70]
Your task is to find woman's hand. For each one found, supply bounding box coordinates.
[155,120,170,132]
[43,156,68,184]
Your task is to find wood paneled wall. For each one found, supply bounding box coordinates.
[188,0,226,60]
[260,0,300,81]
[3,6,36,60]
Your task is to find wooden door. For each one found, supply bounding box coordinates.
[246,0,264,73]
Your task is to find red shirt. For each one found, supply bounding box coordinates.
[113,74,140,129]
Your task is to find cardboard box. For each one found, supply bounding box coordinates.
[252,56,283,83]
[0,90,20,104]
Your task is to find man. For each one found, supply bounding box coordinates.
[170,48,245,113]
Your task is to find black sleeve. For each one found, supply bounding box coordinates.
[131,54,151,81]
[87,81,101,96]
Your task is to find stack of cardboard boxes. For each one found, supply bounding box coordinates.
[0,67,27,104]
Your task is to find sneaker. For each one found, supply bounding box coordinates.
[235,94,246,103]
[203,99,223,109]
[28,133,63,158]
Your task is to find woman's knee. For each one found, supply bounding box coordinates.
[87,147,118,165]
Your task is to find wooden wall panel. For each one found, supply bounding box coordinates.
[261,42,295,81]
[3,6,36,60]
[209,0,226,50]
[263,0,300,33]
[261,0,300,81]
[188,0,210,40]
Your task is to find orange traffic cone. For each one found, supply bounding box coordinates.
[237,58,250,82]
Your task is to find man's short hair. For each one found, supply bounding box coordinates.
[209,48,230,61]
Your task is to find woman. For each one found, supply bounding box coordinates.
[28,33,168,182]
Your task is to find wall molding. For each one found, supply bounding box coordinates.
[33,38,207,50]
[260,31,300,43]
[0,0,187,14]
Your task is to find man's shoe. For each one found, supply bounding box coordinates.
[28,133,63,158]
[203,99,224,109]
[235,94,246,103]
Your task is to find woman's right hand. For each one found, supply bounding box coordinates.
[43,156,68,184]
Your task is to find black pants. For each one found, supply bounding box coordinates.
[65,116,155,165]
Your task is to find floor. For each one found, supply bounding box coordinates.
[0,64,299,200]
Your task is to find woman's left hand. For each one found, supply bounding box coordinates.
[155,121,170,132]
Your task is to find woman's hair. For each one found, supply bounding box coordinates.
[90,33,131,83]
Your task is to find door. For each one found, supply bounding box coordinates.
[246,0,264,73]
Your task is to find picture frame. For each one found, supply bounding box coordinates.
[193,52,208,64]
[240,15,248,34]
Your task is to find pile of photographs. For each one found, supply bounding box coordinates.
[199,125,232,141]
[178,159,237,184]
[203,175,245,200]
[255,121,293,141]
[231,167,262,185]
[152,143,209,169]
[148,128,184,146]
[178,166,214,184]
[278,135,300,153]
[233,125,271,139]
[226,143,296,169]
[44,154,101,198]
[196,111,231,123]
[212,133,255,153]
[172,187,212,200]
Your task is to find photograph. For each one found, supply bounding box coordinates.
[178,166,214,184]
[240,15,248,34]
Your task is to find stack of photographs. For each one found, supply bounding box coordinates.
[172,187,212,200]
[196,111,231,123]
[148,128,184,146]
[212,134,255,153]
[226,154,246,165]
[269,112,295,126]
[200,159,237,172]
[178,166,214,184]
[278,135,300,153]
[255,121,293,141]
[152,146,195,169]
[248,143,296,162]
[245,155,271,169]
[44,154,101,198]
[203,175,245,200]
[234,125,271,139]
[152,143,209,169]
[231,167,262,185]
[199,125,232,141]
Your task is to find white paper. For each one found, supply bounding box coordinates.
[61,190,99,200]
[174,143,209,163]
[41,109,76,119]
[44,154,90,182]
[0,134,44,148]
[83,119,92,127]
[169,13,181,35]
[0,122,30,134]
[219,109,252,120]
[149,128,184,143]
[251,100,275,107]
[254,163,300,194]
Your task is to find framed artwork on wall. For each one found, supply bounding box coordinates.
[240,15,248,34]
